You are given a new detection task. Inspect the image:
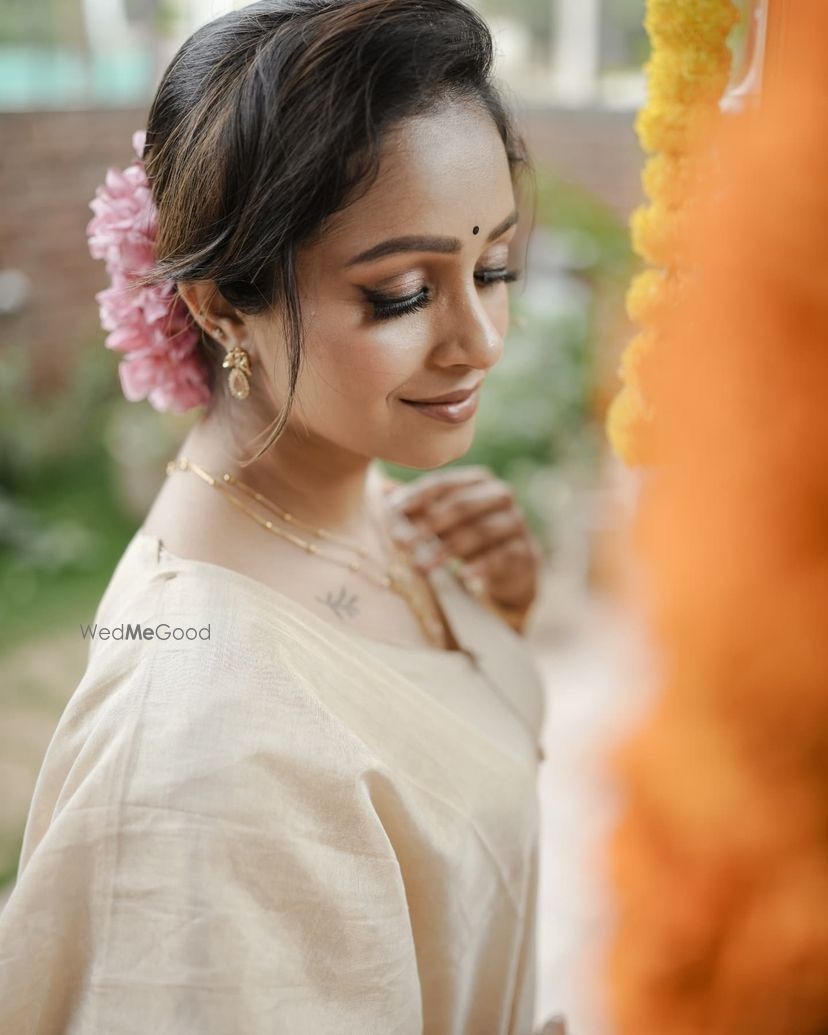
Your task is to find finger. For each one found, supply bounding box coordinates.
[422,479,514,537]
[420,526,536,583]
[385,465,494,513]
[460,532,538,578]
[387,511,437,550]
[389,491,512,550]
[388,479,515,546]
[390,504,518,565]
[387,514,453,569]
[395,510,543,583]
[439,508,525,563]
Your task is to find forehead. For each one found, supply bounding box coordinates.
[322,101,516,250]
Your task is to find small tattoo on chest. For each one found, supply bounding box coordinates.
[314,585,360,620]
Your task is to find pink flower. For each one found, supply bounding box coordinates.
[119,348,211,414]
[86,129,210,412]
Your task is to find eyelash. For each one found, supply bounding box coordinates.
[367,267,523,322]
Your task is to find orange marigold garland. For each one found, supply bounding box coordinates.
[606,0,739,464]
[605,1,828,1031]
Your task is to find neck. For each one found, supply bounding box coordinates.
[178,410,388,538]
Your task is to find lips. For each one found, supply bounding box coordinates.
[401,382,482,404]
[399,388,480,425]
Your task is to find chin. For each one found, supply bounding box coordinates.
[383,430,476,470]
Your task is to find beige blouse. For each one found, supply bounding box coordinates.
[0,528,547,1034]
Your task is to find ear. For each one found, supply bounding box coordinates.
[177,280,245,342]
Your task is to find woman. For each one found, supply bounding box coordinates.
[0,1,554,1031]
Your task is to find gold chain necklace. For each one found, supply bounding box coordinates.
[165,457,448,647]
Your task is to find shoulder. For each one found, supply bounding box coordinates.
[87,531,286,678]
[40,534,378,839]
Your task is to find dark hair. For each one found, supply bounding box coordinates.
[139,0,534,463]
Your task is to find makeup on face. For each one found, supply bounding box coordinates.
[399,390,480,424]
[352,213,522,323]
[364,264,521,322]
[344,209,518,268]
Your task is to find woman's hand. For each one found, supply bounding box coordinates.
[383,465,543,634]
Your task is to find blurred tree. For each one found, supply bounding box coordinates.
[0,0,84,45]
[603,0,648,70]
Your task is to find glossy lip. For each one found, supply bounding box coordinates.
[400,388,480,424]
[400,379,484,404]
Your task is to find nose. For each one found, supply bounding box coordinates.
[437,283,504,370]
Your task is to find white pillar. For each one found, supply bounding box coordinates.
[551,0,602,106]
[81,0,132,52]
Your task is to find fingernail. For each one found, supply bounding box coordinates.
[389,519,413,542]
[413,542,436,566]
[413,541,447,569]
[458,565,485,595]
[385,487,410,509]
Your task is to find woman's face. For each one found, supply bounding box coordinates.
[251,99,520,470]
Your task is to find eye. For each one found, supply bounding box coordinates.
[475,266,523,288]
[367,288,431,322]
[366,267,524,322]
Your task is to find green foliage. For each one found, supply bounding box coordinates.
[532,163,635,283]
[604,0,649,67]
[0,0,89,46]
[0,829,23,888]
[0,344,138,652]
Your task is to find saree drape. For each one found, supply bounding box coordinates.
[0,529,546,1034]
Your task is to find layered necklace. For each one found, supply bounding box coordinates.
[165,456,449,648]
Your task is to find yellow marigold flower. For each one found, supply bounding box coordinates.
[625,269,683,328]
[637,98,721,155]
[646,46,733,106]
[642,153,711,210]
[644,0,740,49]
[618,329,657,383]
[609,0,738,466]
[606,383,656,466]
[626,269,664,325]
[630,202,688,268]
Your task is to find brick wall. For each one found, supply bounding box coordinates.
[0,109,151,395]
[0,105,642,398]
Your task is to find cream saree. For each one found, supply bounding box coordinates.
[0,529,546,1033]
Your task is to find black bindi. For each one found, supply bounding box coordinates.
[472,225,480,235]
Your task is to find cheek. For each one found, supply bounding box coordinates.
[303,316,424,406]
[333,346,406,396]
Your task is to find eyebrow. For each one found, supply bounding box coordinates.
[345,209,519,267]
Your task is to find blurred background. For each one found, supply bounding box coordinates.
[0,2,757,1031]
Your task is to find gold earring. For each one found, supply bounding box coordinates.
[220,341,253,400]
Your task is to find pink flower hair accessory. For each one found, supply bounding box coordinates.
[86,130,211,413]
